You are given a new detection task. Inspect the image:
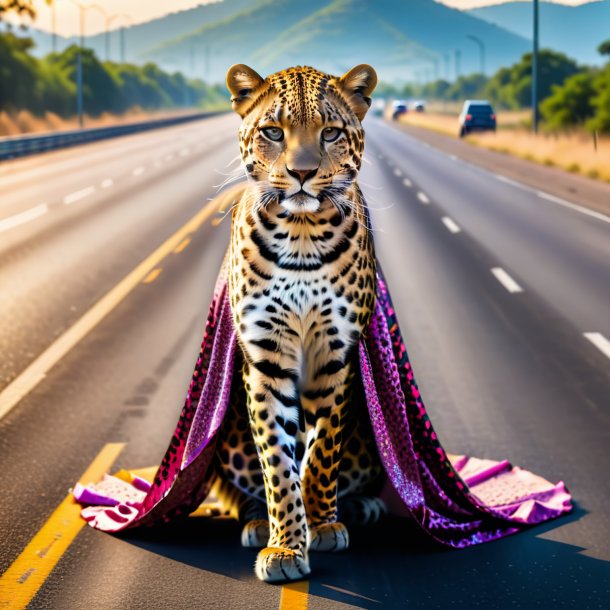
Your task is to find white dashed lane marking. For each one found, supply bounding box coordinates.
[441,216,461,234]
[402,178,412,188]
[583,333,610,360]
[101,178,114,189]
[64,186,95,205]
[132,167,145,177]
[0,203,48,233]
[417,192,430,204]
[491,267,523,293]
[393,168,403,177]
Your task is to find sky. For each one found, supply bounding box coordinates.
[6,0,597,37]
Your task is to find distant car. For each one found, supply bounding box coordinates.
[412,100,426,113]
[392,100,408,121]
[459,100,496,137]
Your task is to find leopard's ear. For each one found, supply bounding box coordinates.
[226,64,265,117]
[338,64,378,121]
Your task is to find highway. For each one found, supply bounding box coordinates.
[0,113,608,609]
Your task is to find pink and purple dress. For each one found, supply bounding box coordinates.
[74,258,572,548]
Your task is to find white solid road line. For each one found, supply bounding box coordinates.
[381,118,610,226]
[0,196,223,422]
[441,216,461,234]
[583,332,610,360]
[132,166,145,176]
[63,186,95,205]
[0,203,48,234]
[393,168,403,177]
[491,267,523,293]
[402,178,412,188]
[101,178,114,188]
[536,191,610,225]
[417,192,430,204]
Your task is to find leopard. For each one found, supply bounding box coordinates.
[209,63,386,583]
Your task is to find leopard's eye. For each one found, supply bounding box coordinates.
[261,127,284,142]
[321,127,342,142]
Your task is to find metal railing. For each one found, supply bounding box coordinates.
[0,111,224,162]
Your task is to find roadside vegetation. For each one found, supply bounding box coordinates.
[379,44,610,183]
[0,32,228,135]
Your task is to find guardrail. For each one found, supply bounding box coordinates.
[0,111,223,162]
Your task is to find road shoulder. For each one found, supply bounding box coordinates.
[386,120,610,218]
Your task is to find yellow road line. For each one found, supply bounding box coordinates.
[173,236,191,253]
[0,196,223,421]
[0,443,125,610]
[280,581,309,610]
[142,268,162,283]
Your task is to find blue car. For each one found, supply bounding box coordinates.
[459,100,497,137]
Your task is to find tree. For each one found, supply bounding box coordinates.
[0,1,36,22]
[587,63,610,133]
[485,50,580,109]
[540,72,596,129]
[598,40,610,57]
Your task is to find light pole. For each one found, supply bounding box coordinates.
[65,1,107,128]
[466,34,485,75]
[105,14,132,62]
[454,49,461,81]
[532,0,539,134]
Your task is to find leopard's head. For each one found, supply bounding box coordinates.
[226,64,377,214]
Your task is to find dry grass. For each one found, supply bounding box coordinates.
[397,111,610,183]
[0,107,201,137]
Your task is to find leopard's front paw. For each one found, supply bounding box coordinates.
[241,519,270,548]
[255,547,310,583]
[307,521,349,552]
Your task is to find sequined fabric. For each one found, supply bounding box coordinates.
[76,259,572,543]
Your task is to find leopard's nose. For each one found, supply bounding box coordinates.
[286,167,318,185]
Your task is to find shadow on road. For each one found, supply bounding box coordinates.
[119,505,607,609]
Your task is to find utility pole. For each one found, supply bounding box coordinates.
[76,51,83,128]
[466,34,485,75]
[532,0,539,133]
[454,49,461,81]
[50,0,57,53]
[444,53,451,80]
[120,27,126,63]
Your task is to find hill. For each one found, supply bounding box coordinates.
[4,0,252,74]
[468,0,610,66]
[144,0,530,83]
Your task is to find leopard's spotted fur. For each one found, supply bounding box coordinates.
[212,64,385,583]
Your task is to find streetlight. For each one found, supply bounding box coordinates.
[65,0,107,128]
[105,13,132,62]
[532,0,540,134]
[466,34,485,75]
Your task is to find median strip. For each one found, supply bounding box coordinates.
[0,195,222,421]
[0,443,125,610]
[0,203,48,234]
[491,267,523,293]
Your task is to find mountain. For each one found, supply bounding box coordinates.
[4,0,252,73]
[468,0,610,66]
[144,0,530,83]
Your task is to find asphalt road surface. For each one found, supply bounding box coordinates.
[0,114,608,609]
